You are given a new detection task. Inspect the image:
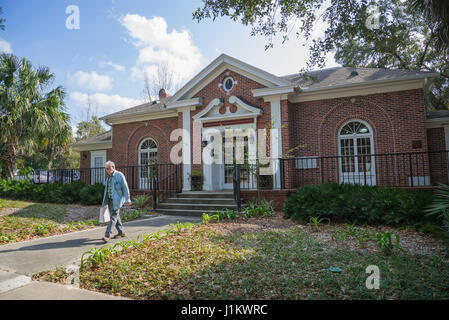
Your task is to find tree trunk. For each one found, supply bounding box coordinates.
[1,138,19,180]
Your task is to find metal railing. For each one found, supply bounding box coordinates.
[14,164,183,209]
[228,150,449,192]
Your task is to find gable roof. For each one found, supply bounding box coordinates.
[99,55,440,122]
[282,67,438,89]
[71,130,112,151]
[169,53,291,102]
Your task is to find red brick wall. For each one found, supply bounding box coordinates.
[287,89,428,187]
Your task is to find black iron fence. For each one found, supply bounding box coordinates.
[13,150,449,209]
[230,150,449,190]
[14,164,183,209]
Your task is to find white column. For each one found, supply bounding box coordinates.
[268,96,283,189]
[182,108,191,191]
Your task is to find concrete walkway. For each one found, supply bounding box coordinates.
[0,214,202,300]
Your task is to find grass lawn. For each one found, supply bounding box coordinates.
[0,198,147,244]
[34,213,449,299]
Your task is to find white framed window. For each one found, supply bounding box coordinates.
[338,120,376,185]
[222,77,235,92]
[295,157,318,169]
[138,138,158,189]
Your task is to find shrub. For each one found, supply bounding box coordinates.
[79,183,105,205]
[283,183,434,227]
[242,198,275,218]
[133,194,150,209]
[425,183,449,240]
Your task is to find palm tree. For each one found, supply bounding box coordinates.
[410,0,449,53]
[0,53,71,179]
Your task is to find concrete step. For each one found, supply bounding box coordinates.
[165,197,236,205]
[158,203,237,211]
[174,192,233,199]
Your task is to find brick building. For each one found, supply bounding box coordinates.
[72,54,449,207]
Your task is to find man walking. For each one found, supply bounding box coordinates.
[102,161,131,243]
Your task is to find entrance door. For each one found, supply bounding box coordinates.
[338,121,376,185]
[222,135,250,189]
[91,151,106,184]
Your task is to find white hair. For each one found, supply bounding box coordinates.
[105,161,115,168]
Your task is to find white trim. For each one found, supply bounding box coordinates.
[201,121,258,191]
[289,77,432,103]
[228,96,262,115]
[72,141,112,152]
[165,97,203,110]
[193,96,262,123]
[193,98,224,120]
[270,97,282,188]
[170,54,290,102]
[337,120,376,185]
[104,110,178,125]
[252,85,296,98]
[182,109,192,191]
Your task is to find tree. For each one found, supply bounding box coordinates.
[193,0,449,109]
[0,53,71,178]
[410,0,449,54]
[141,62,179,102]
[75,116,105,142]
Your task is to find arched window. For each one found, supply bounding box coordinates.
[139,138,158,189]
[338,120,375,185]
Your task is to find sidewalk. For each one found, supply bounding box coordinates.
[0,214,202,300]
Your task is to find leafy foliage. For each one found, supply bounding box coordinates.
[283,183,435,227]
[375,231,406,255]
[425,183,449,239]
[0,178,104,205]
[193,0,449,110]
[79,183,105,205]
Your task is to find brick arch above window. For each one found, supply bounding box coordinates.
[126,123,170,166]
[317,101,396,157]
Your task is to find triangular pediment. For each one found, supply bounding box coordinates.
[170,54,290,102]
[193,96,262,122]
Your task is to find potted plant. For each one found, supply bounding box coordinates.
[189,170,204,191]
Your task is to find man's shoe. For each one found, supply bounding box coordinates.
[112,233,126,239]
[102,236,110,243]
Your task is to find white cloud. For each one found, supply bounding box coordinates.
[67,71,113,91]
[99,61,125,72]
[69,92,143,118]
[0,38,12,54]
[119,14,205,85]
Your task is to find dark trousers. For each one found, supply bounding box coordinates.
[105,198,124,237]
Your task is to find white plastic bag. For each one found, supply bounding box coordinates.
[99,205,110,223]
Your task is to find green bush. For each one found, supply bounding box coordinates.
[283,183,435,227]
[0,178,89,204]
[79,183,105,205]
[242,198,275,218]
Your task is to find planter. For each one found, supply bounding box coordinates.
[190,175,203,191]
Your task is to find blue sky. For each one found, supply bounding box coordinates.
[0,0,337,131]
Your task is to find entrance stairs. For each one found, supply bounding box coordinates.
[155,191,238,217]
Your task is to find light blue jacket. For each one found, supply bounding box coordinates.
[102,170,131,211]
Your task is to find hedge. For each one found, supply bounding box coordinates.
[0,179,104,205]
[283,183,437,227]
